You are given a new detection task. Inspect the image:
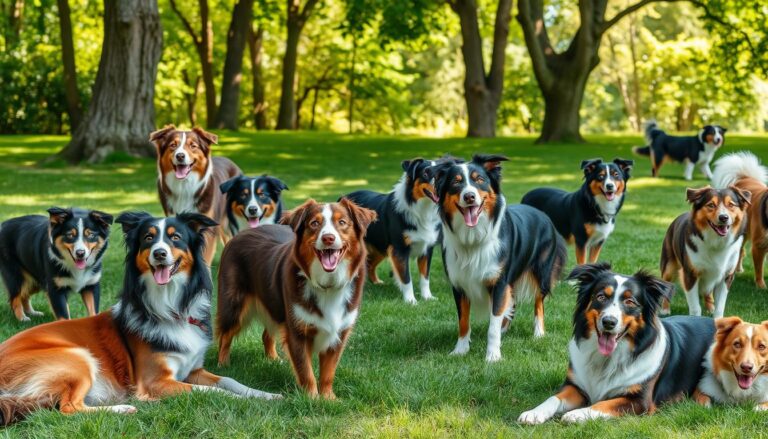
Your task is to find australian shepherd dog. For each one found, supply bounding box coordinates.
[433,154,566,362]
[220,174,288,235]
[0,212,279,426]
[519,263,714,424]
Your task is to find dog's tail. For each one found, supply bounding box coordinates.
[632,119,662,156]
[0,394,56,426]
[712,151,768,189]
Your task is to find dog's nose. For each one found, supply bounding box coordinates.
[741,362,754,374]
[153,249,167,260]
[606,183,615,191]
[75,249,86,258]
[247,206,258,215]
[718,214,729,223]
[463,192,476,204]
[601,316,618,331]
[175,152,186,162]
[322,234,336,246]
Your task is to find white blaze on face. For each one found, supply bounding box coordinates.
[172,132,190,165]
[596,275,627,356]
[316,204,341,250]
[458,165,479,208]
[72,218,88,269]
[148,219,175,285]
[713,127,724,146]
[717,200,731,225]
[244,179,263,227]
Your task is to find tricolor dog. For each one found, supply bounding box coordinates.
[518,263,714,424]
[216,199,376,399]
[660,186,750,318]
[151,125,241,264]
[433,154,566,362]
[219,174,288,235]
[0,207,112,321]
[0,212,279,426]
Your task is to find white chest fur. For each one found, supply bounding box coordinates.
[393,181,441,257]
[162,164,211,214]
[686,229,742,291]
[49,248,102,292]
[586,219,615,248]
[568,326,667,402]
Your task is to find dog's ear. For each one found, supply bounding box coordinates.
[339,197,377,237]
[729,185,752,207]
[177,212,218,233]
[686,186,712,205]
[633,269,675,306]
[613,158,634,178]
[281,199,319,233]
[264,175,289,194]
[149,125,176,149]
[433,160,459,198]
[220,175,243,194]
[403,158,425,182]
[720,127,728,133]
[472,154,508,173]
[567,263,612,287]
[115,211,153,235]
[47,207,73,226]
[580,158,603,176]
[192,127,218,150]
[89,210,114,230]
[715,316,743,343]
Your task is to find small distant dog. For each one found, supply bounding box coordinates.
[522,158,633,264]
[0,212,279,426]
[633,120,726,180]
[518,263,714,424]
[151,125,241,264]
[0,207,113,321]
[220,174,288,235]
[433,155,566,362]
[660,186,750,318]
[712,151,768,287]
[696,316,768,410]
[216,199,376,399]
[344,158,443,304]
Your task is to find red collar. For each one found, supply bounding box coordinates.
[172,312,209,333]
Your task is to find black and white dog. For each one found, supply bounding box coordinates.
[434,154,566,362]
[219,174,288,235]
[344,158,444,304]
[522,158,633,265]
[0,207,113,321]
[633,120,726,180]
[518,263,715,424]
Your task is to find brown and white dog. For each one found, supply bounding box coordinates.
[0,212,278,426]
[216,199,376,399]
[660,186,750,318]
[696,316,768,410]
[151,125,241,264]
[712,151,768,287]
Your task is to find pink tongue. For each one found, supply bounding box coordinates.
[320,250,340,272]
[74,259,87,270]
[153,265,171,285]
[248,218,260,228]
[714,225,728,236]
[175,165,190,179]
[598,333,618,356]
[738,374,754,389]
[463,206,480,227]
[605,192,615,201]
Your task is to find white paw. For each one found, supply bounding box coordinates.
[245,389,283,400]
[485,349,502,363]
[109,405,138,414]
[533,322,545,338]
[20,316,31,322]
[561,408,608,423]
[754,404,768,411]
[518,409,550,425]
[28,310,44,317]
[450,339,470,356]
[421,292,436,301]
[403,295,417,305]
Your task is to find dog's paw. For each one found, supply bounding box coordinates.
[372,279,384,285]
[28,310,44,317]
[754,403,768,412]
[485,349,502,363]
[107,405,138,414]
[561,408,608,423]
[518,409,550,425]
[245,389,283,400]
[19,316,31,323]
[421,292,436,301]
[450,339,470,356]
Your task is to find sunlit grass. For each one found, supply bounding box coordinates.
[1,132,768,437]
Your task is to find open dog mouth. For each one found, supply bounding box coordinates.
[602,189,616,201]
[315,248,345,272]
[709,221,730,237]
[151,258,181,285]
[245,211,264,228]
[423,188,439,204]
[70,252,87,270]
[597,327,629,356]
[734,369,757,389]
[456,201,484,227]
[174,162,195,179]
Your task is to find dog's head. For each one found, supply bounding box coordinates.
[712,317,768,390]
[116,212,217,287]
[686,186,750,238]
[48,207,113,271]
[400,158,440,204]
[581,158,633,202]
[220,174,288,228]
[700,125,727,148]
[569,263,674,357]
[150,125,217,181]
[282,199,376,281]
[434,154,508,230]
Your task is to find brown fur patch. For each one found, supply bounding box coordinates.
[712,317,768,379]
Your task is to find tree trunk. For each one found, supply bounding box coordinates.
[57,0,162,163]
[182,69,200,126]
[276,20,301,130]
[215,0,254,129]
[5,0,23,47]
[348,36,356,134]
[247,24,267,130]
[56,0,82,132]
[538,78,588,143]
[310,86,318,130]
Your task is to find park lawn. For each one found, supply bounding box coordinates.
[1,132,768,438]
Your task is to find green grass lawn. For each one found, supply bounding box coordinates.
[2,132,768,438]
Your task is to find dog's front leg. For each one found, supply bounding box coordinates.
[699,161,714,180]
[684,162,696,181]
[518,383,587,425]
[561,393,651,423]
[486,283,512,362]
[185,368,281,399]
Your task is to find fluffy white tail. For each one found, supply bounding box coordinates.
[712,151,768,188]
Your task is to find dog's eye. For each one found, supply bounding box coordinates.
[144,234,153,242]
[596,293,607,302]
[759,343,766,352]
[728,202,736,208]
[310,220,320,228]
[623,298,637,308]
[65,231,75,239]
[338,219,347,226]
[612,172,619,178]
[474,177,485,184]
[422,172,429,180]
[189,143,198,149]
[171,233,181,241]
[706,203,716,209]
[734,341,743,349]
[452,179,461,186]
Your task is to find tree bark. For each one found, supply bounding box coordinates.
[449,0,511,138]
[348,36,356,134]
[5,0,23,47]
[215,0,254,129]
[169,0,216,127]
[57,0,162,163]
[247,25,267,130]
[56,0,82,132]
[276,0,320,130]
[182,69,200,126]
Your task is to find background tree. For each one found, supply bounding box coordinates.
[58,0,162,163]
[215,0,255,129]
[56,0,82,131]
